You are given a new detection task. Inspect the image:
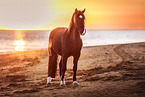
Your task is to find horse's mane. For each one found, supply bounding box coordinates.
[68,13,75,32]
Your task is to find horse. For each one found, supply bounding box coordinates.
[47,8,86,86]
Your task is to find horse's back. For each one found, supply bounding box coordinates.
[49,27,67,55]
[49,27,67,40]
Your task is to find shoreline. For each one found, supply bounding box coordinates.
[0,41,145,54]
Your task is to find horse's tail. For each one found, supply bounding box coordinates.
[48,47,58,78]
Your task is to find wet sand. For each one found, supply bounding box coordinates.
[0,42,145,97]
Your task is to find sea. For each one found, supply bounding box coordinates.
[0,30,145,53]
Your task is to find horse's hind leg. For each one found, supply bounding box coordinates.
[73,53,80,85]
[47,48,58,84]
[60,56,68,86]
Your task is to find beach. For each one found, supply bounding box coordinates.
[0,42,145,97]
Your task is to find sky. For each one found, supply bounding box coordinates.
[0,0,145,30]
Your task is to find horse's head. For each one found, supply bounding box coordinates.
[73,8,86,36]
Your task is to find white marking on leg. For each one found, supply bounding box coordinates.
[73,81,79,85]
[60,77,65,86]
[47,77,52,84]
[60,80,65,86]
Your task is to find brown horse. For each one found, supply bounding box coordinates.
[47,8,86,86]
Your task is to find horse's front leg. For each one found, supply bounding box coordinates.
[60,56,68,86]
[59,58,62,78]
[73,53,80,85]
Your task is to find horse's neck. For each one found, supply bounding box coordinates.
[68,23,80,39]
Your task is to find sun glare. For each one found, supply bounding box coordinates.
[13,40,25,51]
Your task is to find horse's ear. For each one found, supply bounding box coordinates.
[82,8,85,13]
[75,8,78,12]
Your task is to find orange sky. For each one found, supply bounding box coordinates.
[0,0,145,30]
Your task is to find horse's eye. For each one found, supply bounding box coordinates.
[79,15,83,19]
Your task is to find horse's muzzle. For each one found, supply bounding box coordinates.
[81,29,86,36]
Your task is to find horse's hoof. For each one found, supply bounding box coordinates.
[47,77,52,84]
[60,80,65,86]
[60,84,65,86]
[73,81,79,86]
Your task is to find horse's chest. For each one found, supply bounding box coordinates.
[62,38,82,55]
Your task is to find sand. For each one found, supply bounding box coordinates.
[0,42,145,97]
